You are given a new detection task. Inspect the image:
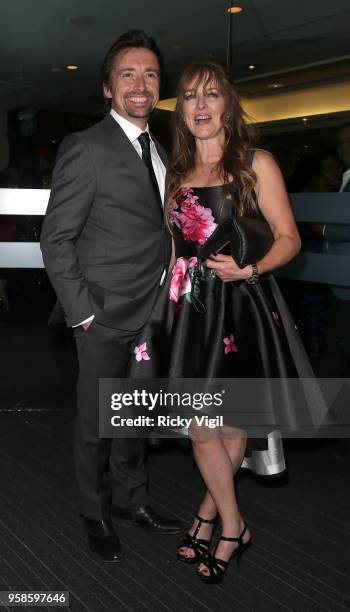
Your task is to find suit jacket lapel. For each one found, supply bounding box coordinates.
[152,134,168,168]
[151,134,168,214]
[101,114,163,220]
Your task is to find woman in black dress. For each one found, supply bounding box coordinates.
[130,60,325,583]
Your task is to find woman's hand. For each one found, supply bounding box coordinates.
[206,254,252,282]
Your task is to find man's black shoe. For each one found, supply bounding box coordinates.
[112,504,183,534]
[83,517,123,562]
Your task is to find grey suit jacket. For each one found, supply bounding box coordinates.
[40,114,172,329]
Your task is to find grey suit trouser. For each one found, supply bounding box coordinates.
[73,321,147,519]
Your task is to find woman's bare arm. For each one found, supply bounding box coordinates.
[206,150,301,282]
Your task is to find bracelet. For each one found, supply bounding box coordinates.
[246,263,260,285]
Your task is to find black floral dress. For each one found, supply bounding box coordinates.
[129,184,327,476]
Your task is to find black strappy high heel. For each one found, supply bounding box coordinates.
[196,524,251,583]
[177,514,216,564]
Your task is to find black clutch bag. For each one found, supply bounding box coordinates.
[198,216,274,268]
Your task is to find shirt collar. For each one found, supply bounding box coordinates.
[110,109,151,145]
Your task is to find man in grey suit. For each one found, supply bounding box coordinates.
[40,30,181,562]
[318,123,350,377]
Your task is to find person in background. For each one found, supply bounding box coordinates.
[298,152,343,359]
[314,124,350,377]
[320,153,343,192]
[303,153,343,193]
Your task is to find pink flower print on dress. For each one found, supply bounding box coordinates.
[223,334,239,354]
[272,311,280,326]
[134,342,150,362]
[178,203,217,244]
[170,198,181,228]
[169,256,198,303]
[171,188,217,244]
[182,189,199,207]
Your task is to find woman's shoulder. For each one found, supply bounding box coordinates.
[248,147,274,163]
[248,148,279,175]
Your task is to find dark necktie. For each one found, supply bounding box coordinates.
[138,132,162,205]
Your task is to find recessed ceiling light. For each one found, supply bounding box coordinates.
[248,65,256,70]
[304,144,309,148]
[267,83,283,89]
[227,5,243,13]
[51,67,61,72]
[66,65,78,70]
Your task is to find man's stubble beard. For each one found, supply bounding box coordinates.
[125,102,156,120]
[124,92,157,121]
[127,109,153,119]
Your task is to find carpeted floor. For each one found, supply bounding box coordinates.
[0,299,349,611]
[0,408,349,612]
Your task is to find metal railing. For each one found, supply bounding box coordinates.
[279,193,350,286]
[0,188,349,286]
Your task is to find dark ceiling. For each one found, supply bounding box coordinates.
[1,0,350,115]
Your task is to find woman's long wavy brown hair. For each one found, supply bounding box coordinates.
[166,60,259,220]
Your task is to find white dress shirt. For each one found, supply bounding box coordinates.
[340,167,350,192]
[74,110,167,327]
[110,109,166,203]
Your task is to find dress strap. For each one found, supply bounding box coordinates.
[245,148,263,219]
[245,148,255,168]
